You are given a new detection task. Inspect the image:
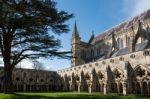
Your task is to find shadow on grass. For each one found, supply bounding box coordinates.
[9,93,121,99]
[1,93,150,99]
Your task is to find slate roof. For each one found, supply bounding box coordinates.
[113,40,150,57]
[91,9,150,44]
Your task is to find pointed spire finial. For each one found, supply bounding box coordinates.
[72,20,79,38]
[91,30,95,38]
[92,30,94,35]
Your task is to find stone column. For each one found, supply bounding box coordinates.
[100,84,103,92]
[0,84,1,91]
[117,83,120,93]
[29,85,31,91]
[140,82,143,95]
[24,84,26,92]
[99,80,103,92]
[77,81,81,93]
[86,80,92,94]
[123,82,127,95]
[47,85,49,91]
[17,84,18,91]
[103,82,107,95]
[36,85,39,91]
[88,83,92,94]
[69,81,72,91]
[148,82,150,96]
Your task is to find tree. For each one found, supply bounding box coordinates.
[0,0,73,93]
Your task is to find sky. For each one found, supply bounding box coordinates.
[1,0,150,71]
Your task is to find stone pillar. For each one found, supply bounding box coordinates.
[99,83,102,92]
[36,85,39,91]
[103,82,107,95]
[99,80,103,92]
[29,85,31,91]
[47,85,49,91]
[24,84,26,92]
[77,81,81,93]
[88,83,92,94]
[140,82,143,95]
[101,84,103,92]
[86,80,92,94]
[17,84,18,91]
[0,84,1,91]
[117,83,120,93]
[147,82,149,96]
[123,82,127,95]
[69,81,72,91]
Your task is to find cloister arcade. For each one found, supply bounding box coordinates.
[60,62,150,95]
[0,67,61,92]
[58,47,150,95]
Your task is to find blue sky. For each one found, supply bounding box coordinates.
[13,0,150,71]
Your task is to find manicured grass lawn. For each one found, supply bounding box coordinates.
[0,92,149,99]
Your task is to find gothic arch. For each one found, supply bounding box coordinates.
[128,64,150,80]
[91,68,99,92]
[112,68,125,81]
[133,64,150,80]
[110,68,124,93]
[133,64,150,72]
[129,64,150,94]
[64,74,69,91]
[97,70,105,81]
[97,70,105,92]
[117,38,121,49]
[105,66,113,82]
[142,76,150,82]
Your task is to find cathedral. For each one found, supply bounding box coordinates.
[0,9,150,95]
[58,9,150,95]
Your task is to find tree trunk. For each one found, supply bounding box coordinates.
[3,31,14,94]
[3,61,14,94]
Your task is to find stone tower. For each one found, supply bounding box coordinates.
[71,21,81,67]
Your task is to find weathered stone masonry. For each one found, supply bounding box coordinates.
[58,9,150,95]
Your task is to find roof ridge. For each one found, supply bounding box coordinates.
[92,9,150,44]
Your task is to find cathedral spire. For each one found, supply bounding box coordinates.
[88,30,95,44]
[91,30,95,37]
[72,21,80,38]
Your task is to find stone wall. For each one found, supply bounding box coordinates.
[58,49,150,95]
[0,68,61,92]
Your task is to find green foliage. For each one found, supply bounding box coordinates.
[0,0,73,67]
[0,0,73,93]
[0,92,149,99]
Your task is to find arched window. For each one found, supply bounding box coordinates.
[121,39,124,48]
[97,47,101,56]
[91,49,94,57]
[117,38,121,49]
[81,50,86,59]
[97,48,99,56]
[127,37,131,47]
[146,27,150,40]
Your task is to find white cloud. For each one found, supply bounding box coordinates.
[17,59,34,69]
[131,0,150,16]
[0,58,34,69]
[123,0,150,17]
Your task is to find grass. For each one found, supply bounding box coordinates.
[0,92,149,99]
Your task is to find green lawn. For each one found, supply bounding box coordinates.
[0,92,149,99]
